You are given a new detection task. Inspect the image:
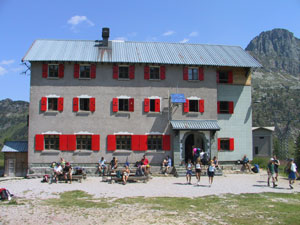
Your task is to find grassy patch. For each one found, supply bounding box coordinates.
[44,190,112,209]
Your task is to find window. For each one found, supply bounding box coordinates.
[48,65,59,78]
[259,137,264,139]
[76,135,92,150]
[218,101,234,114]
[150,99,155,111]
[255,147,259,154]
[220,139,230,150]
[80,98,90,111]
[48,98,58,111]
[218,138,234,151]
[119,99,129,111]
[116,135,131,150]
[80,65,91,78]
[144,98,161,113]
[189,100,199,112]
[147,135,162,150]
[44,135,59,150]
[188,68,198,80]
[217,71,233,84]
[150,67,160,80]
[119,66,129,79]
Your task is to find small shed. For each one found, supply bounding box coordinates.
[1,141,28,177]
[252,127,275,158]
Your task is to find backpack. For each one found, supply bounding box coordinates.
[116,170,122,178]
[195,148,201,158]
[0,188,13,201]
[202,153,209,165]
[41,175,49,183]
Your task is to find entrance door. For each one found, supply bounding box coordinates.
[185,134,194,163]
[8,159,15,177]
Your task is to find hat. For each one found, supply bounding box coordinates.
[270,158,274,161]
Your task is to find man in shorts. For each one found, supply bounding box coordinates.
[267,158,277,188]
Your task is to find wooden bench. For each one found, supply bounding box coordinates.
[50,173,87,183]
[108,172,150,184]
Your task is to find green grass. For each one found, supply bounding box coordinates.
[44,191,300,224]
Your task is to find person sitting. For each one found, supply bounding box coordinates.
[141,155,150,175]
[53,163,63,183]
[213,156,219,169]
[98,157,107,176]
[122,165,130,185]
[162,156,172,175]
[109,157,118,174]
[241,155,251,172]
[63,162,73,184]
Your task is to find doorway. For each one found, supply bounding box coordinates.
[8,159,15,177]
[185,134,194,163]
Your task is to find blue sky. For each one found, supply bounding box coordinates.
[1,0,299,101]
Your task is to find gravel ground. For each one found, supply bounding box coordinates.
[1,172,299,199]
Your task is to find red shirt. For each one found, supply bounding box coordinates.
[142,158,149,165]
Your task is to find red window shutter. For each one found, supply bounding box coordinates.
[59,135,68,151]
[144,98,150,112]
[35,134,44,151]
[155,99,160,112]
[139,135,148,151]
[41,97,47,112]
[229,138,234,151]
[91,64,96,79]
[107,135,116,151]
[131,135,140,151]
[113,65,119,79]
[112,98,118,112]
[218,138,221,151]
[198,67,204,81]
[129,98,134,112]
[216,71,219,83]
[163,135,171,151]
[58,64,64,78]
[199,99,204,113]
[183,67,188,80]
[92,135,100,151]
[144,66,150,80]
[160,66,166,80]
[74,64,80,78]
[68,135,76,151]
[183,99,189,113]
[229,101,234,114]
[217,101,220,114]
[228,71,233,83]
[58,97,64,112]
[90,97,96,112]
[73,97,79,112]
[129,65,135,79]
[42,64,48,78]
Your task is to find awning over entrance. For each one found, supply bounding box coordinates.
[170,120,220,131]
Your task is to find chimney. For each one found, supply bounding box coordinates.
[102,27,109,46]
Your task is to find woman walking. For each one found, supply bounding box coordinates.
[195,158,202,186]
[207,160,215,187]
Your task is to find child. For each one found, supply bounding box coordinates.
[267,158,277,188]
[122,165,130,185]
[186,159,193,184]
[207,160,215,187]
[195,158,201,186]
[288,158,298,189]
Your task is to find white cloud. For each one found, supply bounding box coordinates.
[0,66,7,76]
[189,31,198,37]
[0,59,14,65]
[67,15,94,29]
[180,38,189,43]
[162,30,175,36]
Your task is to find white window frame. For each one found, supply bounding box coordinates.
[148,96,162,113]
[45,95,60,112]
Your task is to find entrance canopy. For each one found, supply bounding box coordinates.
[171,120,220,130]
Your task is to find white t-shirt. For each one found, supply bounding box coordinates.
[195,163,201,169]
[54,165,62,173]
[200,152,205,159]
[209,165,215,172]
[291,163,297,172]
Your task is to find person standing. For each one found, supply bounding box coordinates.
[267,158,277,188]
[207,160,215,187]
[186,159,193,184]
[195,158,202,186]
[98,157,107,176]
[288,158,298,189]
[273,155,280,182]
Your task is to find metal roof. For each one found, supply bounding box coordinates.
[23,40,261,68]
[1,141,28,153]
[171,120,220,130]
[252,127,275,132]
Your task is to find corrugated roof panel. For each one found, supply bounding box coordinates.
[171,120,220,130]
[23,40,261,67]
[1,141,28,153]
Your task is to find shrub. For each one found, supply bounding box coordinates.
[251,157,269,169]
